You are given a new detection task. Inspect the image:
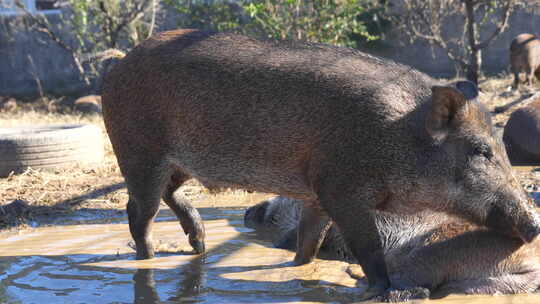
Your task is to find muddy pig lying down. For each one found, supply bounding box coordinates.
[102,29,540,299]
[245,196,540,301]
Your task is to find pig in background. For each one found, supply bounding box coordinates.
[510,33,540,89]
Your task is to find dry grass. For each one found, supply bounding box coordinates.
[0,100,126,228]
[478,73,539,126]
[1,75,540,229]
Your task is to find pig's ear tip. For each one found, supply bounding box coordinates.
[455,81,478,100]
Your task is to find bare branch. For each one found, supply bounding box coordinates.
[397,0,467,67]
[15,0,74,52]
[146,0,157,39]
[116,0,153,33]
[98,1,116,47]
[475,0,515,50]
[15,0,91,85]
[106,0,153,47]
[17,0,159,90]
[27,55,44,98]
[465,0,476,49]
[391,0,521,82]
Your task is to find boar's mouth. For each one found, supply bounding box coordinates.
[520,225,540,243]
[485,202,540,243]
[516,217,540,243]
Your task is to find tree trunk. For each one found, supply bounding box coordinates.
[464,0,480,85]
[466,48,481,85]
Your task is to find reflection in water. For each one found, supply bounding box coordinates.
[176,254,205,301]
[134,254,206,303]
[133,269,159,304]
[1,207,540,303]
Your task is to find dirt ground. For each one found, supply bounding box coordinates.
[1,74,540,230]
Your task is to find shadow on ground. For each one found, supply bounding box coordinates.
[0,182,127,228]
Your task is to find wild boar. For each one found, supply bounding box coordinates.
[245,196,540,301]
[503,98,540,164]
[510,33,540,89]
[102,29,540,299]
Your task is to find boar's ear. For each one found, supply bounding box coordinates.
[455,80,478,100]
[426,81,478,141]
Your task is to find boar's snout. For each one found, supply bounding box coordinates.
[516,210,540,243]
[244,200,269,228]
[519,220,540,243]
[486,198,540,243]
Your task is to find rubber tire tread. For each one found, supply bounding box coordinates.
[0,124,104,177]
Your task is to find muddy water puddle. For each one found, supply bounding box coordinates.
[1,201,540,303]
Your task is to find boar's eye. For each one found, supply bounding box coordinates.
[472,145,493,160]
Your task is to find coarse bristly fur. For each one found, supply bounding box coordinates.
[101,29,540,298]
[245,196,540,301]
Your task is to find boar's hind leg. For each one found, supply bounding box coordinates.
[126,173,164,260]
[162,171,206,254]
[293,201,332,265]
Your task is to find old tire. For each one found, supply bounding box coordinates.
[0,124,104,177]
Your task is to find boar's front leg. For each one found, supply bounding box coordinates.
[512,70,521,89]
[293,200,332,265]
[319,191,390,300]
[527,66,535,87]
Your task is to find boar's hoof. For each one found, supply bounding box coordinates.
[189,237,206,254]
[293,253,315,266]
[374,287,430,303]
[135,249,155,260]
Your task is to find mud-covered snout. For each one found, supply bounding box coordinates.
[517,213,540,243]
[486,197,540,243]
[514,203,540,243]
[244,200,269,228]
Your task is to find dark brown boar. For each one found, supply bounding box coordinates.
[101,29,540,299]
[510,33,540,89]
[503,98,540,164]
[245,196,540,301]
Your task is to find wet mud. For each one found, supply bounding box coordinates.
[1,196,540,303]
